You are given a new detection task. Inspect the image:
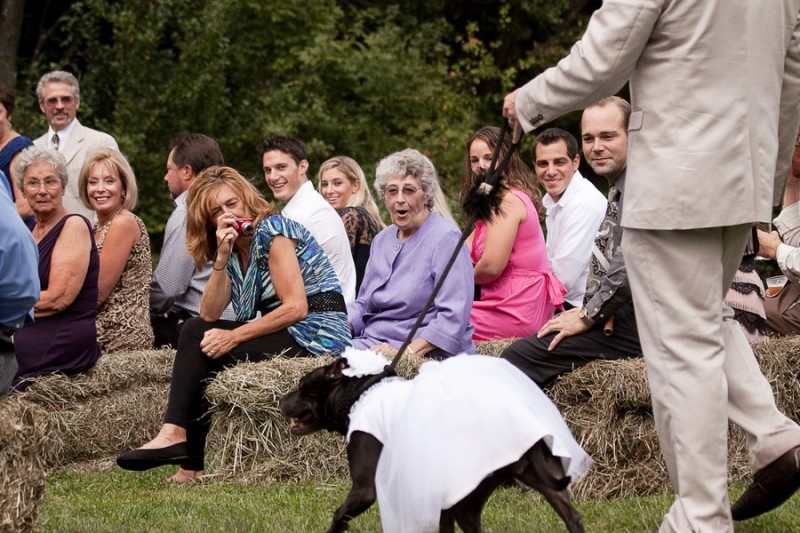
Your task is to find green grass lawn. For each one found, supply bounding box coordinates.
[36,467,800,532]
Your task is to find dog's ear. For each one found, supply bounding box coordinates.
[326,357,349,380]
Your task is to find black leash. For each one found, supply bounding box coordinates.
[383,119,521,373]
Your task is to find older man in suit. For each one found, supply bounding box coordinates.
[503,2,800,531]
[33,70,118,218]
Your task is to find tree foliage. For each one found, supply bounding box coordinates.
[10,0,596,235]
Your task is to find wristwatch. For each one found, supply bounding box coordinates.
[578,307,596,327]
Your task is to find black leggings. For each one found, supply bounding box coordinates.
[163,317,310,470]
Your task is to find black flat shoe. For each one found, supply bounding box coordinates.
[116,442,191,471]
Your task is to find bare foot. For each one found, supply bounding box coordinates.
[139,423,188,450]
[168,468,204,484]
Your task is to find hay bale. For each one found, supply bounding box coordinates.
[753,335,800,420]
[205,352,427,483]
[474,339,515,356]
[547,336,800,501]
[17,349,173,466]
[0,397,53,533]
[12,335,796,504]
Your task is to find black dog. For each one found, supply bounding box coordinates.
[279,357,585,533]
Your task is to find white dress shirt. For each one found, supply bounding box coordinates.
[46,119,78,151]
[282,181,356,303]
[542,171,607,307]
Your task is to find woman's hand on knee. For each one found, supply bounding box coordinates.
[199,328,238,358]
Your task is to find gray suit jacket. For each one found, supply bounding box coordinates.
[515,0,800,230]
[34,119,118,218]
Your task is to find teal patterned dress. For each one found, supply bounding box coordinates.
[225,215,350,356]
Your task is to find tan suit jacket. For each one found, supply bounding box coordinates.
[34,120,118,218]
[516,0,800,230]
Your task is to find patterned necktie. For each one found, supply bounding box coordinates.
[51,133,60,151]
[583,185,619,304]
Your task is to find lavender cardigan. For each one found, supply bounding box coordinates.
[348,212,475,358]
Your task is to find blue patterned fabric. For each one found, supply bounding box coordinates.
[227,215,350,356]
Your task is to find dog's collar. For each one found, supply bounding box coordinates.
[323,368,396,435]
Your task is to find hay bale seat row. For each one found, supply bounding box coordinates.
[0,397,52,533]
[12,337,800,502]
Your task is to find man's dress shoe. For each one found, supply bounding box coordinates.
[731,444,800,520]
[116,442,191,471]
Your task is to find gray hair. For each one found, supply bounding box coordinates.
[14,146,69,190]
[374,148,440,211]
[36,70,80,102]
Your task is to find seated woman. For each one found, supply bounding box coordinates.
[725,229,767,344]
[0,83,34,224]
[318,156,384,293]
[116,166,350,483]
[79,148,154,352]
[349,148,474,359]
[12,146,100,389]
[462,126,565,340]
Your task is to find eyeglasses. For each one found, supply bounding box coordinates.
[24,178,62,191]
[42,96,76,108]
[384,186,420,199]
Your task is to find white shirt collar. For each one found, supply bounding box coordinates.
[48,118,79,149]
[542,170,583,210]
[283,180,314,212]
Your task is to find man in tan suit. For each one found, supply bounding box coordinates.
[503,2,800,531]
[33,70,118,218]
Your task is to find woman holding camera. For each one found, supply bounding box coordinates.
[116,166,350,483]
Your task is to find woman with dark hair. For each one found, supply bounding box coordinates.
[0,82,34,224]
[462,126,564,340]
[116,166,350,483]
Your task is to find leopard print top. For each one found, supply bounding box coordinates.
[95,212,155,353]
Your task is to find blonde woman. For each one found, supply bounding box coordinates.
[318,156,383,292]
[79,148,153,352]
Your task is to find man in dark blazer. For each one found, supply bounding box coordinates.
[33,70,118,219]
[503,2,800,531]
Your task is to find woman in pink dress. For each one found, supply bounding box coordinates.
[462,126,565,340]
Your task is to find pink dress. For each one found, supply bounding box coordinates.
[470,188,565,340]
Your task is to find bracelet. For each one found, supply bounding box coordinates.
[406,346,417,356]
[212,252,227,272]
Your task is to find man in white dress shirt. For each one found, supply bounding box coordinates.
[33,70,118,218]
[260,135,356,303]
[533,128,606,308]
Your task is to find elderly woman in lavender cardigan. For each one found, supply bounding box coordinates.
[348,148,475,359]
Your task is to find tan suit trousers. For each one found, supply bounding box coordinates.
[623,224,800,533]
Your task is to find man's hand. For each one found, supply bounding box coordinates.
[757,229,782,260]
[502,88,525,143]
[537,308,591,351]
